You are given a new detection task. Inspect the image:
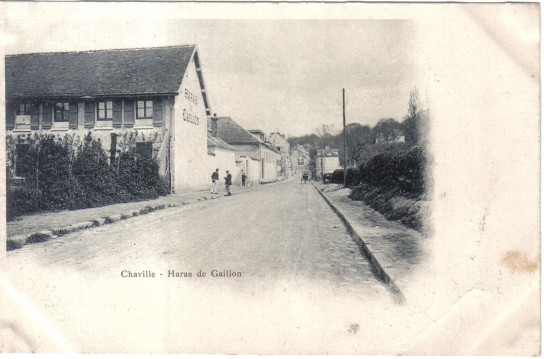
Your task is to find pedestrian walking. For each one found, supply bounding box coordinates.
[241,172,247,187]
[211,168,219,194]
[224,170,232,196]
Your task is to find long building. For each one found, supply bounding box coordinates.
[5,45,216,193]
[210,117,280,184]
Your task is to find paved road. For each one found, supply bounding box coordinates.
[2,180,395,353]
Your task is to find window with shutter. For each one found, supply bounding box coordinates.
[96,100,114,128]
[135,99,153,128]
[97,101,113,120]
[53,102,71,130]
[11,101,33,130]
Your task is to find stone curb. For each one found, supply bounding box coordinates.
[6,191,245,252]
[312,182,406,303]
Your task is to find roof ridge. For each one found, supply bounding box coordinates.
[6,45,196,57]
[216,117,260,144]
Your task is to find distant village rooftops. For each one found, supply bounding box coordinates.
[5,45,197,99]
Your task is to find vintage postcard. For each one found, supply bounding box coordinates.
[0,2,540,355]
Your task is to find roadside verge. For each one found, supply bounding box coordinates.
[313,182,427,303]
[6,187,252,251]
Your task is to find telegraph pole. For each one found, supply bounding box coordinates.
[343,88,347,186]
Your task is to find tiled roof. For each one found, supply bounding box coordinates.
[215,117,260,144]
[5,45,196,98]
[207,133,237,151]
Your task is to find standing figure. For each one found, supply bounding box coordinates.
[241,172,247,187]
[224,171,232,196]
[211,168,219,194]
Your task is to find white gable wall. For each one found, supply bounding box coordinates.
[207,146,240,189]
[171,53,210,192]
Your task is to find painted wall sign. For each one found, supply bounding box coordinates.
[184,88,198,105]
[183,108,200,125]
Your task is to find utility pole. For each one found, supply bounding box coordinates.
[343,88,347,186]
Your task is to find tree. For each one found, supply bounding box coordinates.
[373,118,403,143]
[315,124,340,149]
[403,87,429,145]
[338,123,373,165]
[408,87,420,119]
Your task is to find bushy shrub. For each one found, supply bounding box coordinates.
[6,132,169,219]
[330,167,360,187]
[117,153,168,198]
[331,169,344,184]
[358,145,427,197]
[72,134,127,208]
[346,167,360,187]
[6,187,42,220]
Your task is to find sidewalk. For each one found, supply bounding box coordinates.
[6,185,252,250]
[313,182,429,301]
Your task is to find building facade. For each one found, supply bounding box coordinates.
[211,117,280,184]
[268,132,291,180]
[315,147,341,179]
[5,45,214,193]
[291,144,311,177]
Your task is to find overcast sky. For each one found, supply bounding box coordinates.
[2,5,420,137]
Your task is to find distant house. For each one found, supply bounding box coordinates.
[5,45,215,193]
[268,132,291,180]
[315,147,340,179]
[291,144,310,176]
[210,117,280,183]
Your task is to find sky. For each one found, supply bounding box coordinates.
[1,4,420,137]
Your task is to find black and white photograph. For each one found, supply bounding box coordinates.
[0,2,540,355]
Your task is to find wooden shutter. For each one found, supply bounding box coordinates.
[84,102,95,128]
[30,102,40,130]
[112,99,122,128]
[124,99,134,128]
[153,98,163,127]
[68,102,79,129]
[42,103,52,129]
[5,102,15,130]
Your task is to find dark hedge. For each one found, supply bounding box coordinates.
[330,145,428,197]
[7,133,169,220]
[359,145,427,197]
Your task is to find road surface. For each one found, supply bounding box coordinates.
[2,180,397,353]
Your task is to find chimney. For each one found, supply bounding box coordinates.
[208,113,218,137]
